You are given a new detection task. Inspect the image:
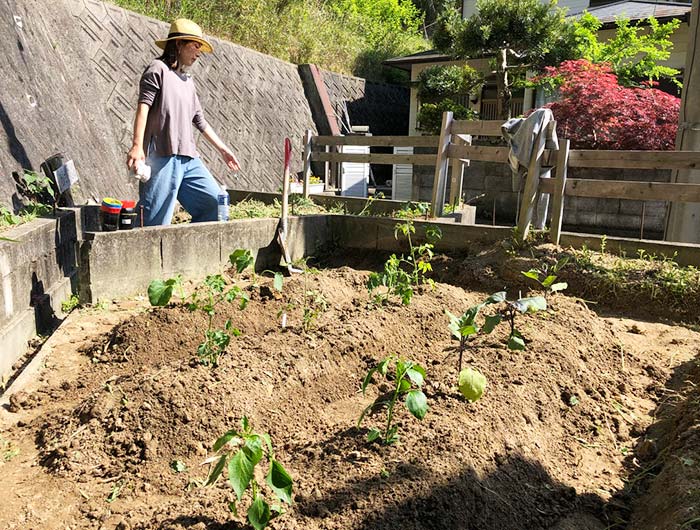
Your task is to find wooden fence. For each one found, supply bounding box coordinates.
[301,112,700,244]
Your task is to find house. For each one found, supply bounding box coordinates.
[385,0,692,136]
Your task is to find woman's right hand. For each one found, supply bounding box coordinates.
[127,145,145,171]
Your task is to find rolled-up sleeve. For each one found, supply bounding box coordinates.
[192,92,208,132]
[138,62,163,107]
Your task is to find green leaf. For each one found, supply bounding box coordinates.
[406,365,426,387]
[508,330,526,350]
[458,367,487,402]
[482,314,502,334]
[148,279,173,306]
[541,274,557,288]
[243,435,264,466]
[554,256,570,272]
[205,454,227,486]
[367,428,381,442]
[521,270,540,281]
[229,249,254,274]
[228,450,254,501]
[405,390,428,419]
[228,501,238,516]
[248,494,271,530]
[551,282,568,292]
[266,459,293,504]
[273,272,284,292]
[398,378,412,393]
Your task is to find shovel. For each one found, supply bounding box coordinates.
[277,138,302,274]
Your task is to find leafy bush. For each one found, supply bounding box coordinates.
[417,98,477,135]
[535,60,680,150]
[417,64,483,100]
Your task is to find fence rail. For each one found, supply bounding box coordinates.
[301,114,700,244]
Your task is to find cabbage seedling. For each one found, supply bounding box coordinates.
[358,356,428,445]
[204,417,293,530]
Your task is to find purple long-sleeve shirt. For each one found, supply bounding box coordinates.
[138,60,208,159]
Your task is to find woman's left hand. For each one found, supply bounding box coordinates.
[220,147,241,172]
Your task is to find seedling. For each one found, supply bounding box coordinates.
[367,221,441,305]
[148,274,184,306]
[488,291,547,350]
[522,257,569,297]
[446,292,504,371]
[358,356,428,445]
[302,290,327,332]
[204,417,293,530]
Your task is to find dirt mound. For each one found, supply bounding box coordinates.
[4,265,694,529]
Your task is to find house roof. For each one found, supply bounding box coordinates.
[384,1,692,69]
[576,1,692,26]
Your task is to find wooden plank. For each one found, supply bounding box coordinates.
[563,179,700,203]
[312,152,437,165]
[314,135,440,147]
[430,111,454,218]
[302,129,312,199]
[451,120,504,137]
[448,144,510,163]
[449,135,471,205]
[549,139,570,246]
[568,150,700,169]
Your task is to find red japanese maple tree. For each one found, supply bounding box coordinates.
[535,60,680,150]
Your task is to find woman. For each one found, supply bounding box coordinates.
[126,18,240,226]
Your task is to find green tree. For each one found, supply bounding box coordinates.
[571,12,681,89]
[433,0,572,119]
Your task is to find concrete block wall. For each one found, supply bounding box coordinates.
[0,211,78,379]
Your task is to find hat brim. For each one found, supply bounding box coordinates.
[155,35,213,53]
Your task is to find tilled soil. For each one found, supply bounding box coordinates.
[1,263,699,530]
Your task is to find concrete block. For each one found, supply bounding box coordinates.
[80,229,162,303]
[220,217,280,272]
[161,222,223,279]
[285,216,332,263]
[330,216,379,250]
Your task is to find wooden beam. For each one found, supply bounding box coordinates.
[568,150,700,169]
[302,129,312,198]
[451,120,504,137]
[549,139,570,246]
[314,135,440,147]
[449,135,471,205]
[312,152,437,165]
[430,111,454,218]
[563,179,700,203]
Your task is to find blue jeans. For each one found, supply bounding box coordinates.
[139,155,220,226]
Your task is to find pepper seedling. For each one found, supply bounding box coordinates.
[521,256,569,297]
[358,356,428,445]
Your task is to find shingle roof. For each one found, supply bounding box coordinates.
[577,1,692,24]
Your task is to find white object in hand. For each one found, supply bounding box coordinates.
[133,160,151,183]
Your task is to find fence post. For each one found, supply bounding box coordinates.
[302,129,312,198]
[549,139,570,245]
[430,111,454,218]
[449,134,472,207]
[516,125,548,241]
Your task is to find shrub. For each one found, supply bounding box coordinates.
[535,59,679,150]
[417,99,477,135]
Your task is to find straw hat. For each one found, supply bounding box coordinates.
[155,19,213,53]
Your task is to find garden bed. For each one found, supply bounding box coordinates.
[1,246,699,530]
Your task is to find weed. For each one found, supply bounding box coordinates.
[61,294,80,313]
[204,417,293,530]
[106,480,125,503]
[358,356,428,445]
[367,221,441,305]
[170,460,187,473]
[1,436,20,462]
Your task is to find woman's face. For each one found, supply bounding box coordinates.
[176,40,202,68]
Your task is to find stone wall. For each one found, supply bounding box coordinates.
[2,1,411,209]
